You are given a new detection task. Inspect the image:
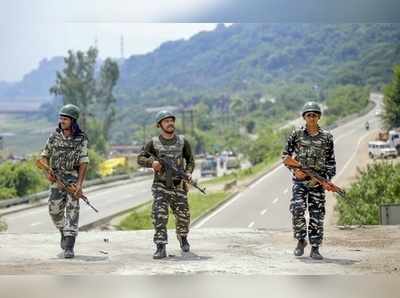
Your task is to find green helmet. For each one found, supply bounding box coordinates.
[155,110,175,125]
[59,104,80,120]
[302,101,321,116]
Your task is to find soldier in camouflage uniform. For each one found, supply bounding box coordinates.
[282,102,336,260]
[137,110,195,259]
[40,104,89,259]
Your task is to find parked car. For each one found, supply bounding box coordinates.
[368,141,397,159]
[226,156,241,170]
[200,156,218,177]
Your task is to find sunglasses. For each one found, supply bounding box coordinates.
[305,113,319,118]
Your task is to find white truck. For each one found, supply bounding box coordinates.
[368,141,398,159]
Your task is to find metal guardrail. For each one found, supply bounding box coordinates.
[0,171,152,209]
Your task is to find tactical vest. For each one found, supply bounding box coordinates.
[294,128,330,175]
[152,135,185,182]
[48,129,86,174]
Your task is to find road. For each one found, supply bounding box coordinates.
[194,93,382,229]
[2,94,381,233]
[2,157,232,233]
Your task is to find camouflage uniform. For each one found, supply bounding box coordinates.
[282,126,336,247]
[40,128,89,237]
[137,134,195,244]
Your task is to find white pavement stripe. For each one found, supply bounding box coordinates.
[334,127,358,143]
[193,164,285,228]
[272,198,279,204]
[30,222,41,227]
[335,130,371,180]
[193,193,242,228]
[283,188,288,194]
[260,209,267,216]
[249,174,269,189]
[248,221,255,228]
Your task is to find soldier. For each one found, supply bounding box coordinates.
[137,110,195,259]
[39,104,89,259]
[282,102,336,260]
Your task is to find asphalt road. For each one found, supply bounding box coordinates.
[2,157,231,233]
[194,93,382,229]
[3,94,381,233]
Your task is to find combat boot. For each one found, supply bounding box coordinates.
[310,246,323,260]
[59,230,66,250]
[293,239,307,256]
[63,236,76,259]
[177,235,190,252]
[153,244,167,259]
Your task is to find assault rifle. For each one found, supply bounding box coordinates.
[283,156,346,198]
[150,154,206,195]
[36,159,99,213]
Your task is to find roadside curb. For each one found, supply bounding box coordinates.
[79,200,151,231]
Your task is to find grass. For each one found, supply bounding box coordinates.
[117,190,230,230]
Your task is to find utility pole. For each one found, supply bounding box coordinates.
[120,35,125,59]
[190,109,194,136]
[181,110,186,134]
[142,122,146,146]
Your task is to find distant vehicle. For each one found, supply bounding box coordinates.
[388,130,400,154]
[377,129,400,154]
[226,156,241,170]
[368,141,397,159]
[200,156,218,177]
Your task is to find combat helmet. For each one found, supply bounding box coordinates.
[302,101,321,117]
[155,110,176,126]
[59,104,80,120]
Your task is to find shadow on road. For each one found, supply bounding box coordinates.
[55,253,108,262]
[166,251,212,262]
[297,256,358,265]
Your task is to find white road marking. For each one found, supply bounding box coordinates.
[334,127,358,143]
[335,130,371,180]
[248,221,255,228]
[272,198,279,204]
[260,209,267,215]
[194,165,285,228]
[30,222,41,227]
[283,188,288,194]
[249,173,270,189]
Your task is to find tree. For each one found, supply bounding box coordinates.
[382,65,400,129]
[50,47,98,131]
[96,58,120,140]
[50,48,120,155]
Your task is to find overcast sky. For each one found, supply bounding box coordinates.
[0,0,219,82]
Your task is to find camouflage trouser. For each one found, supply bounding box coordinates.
[290,182,326,247]
[48,187,80,237]
[151,181,190,244]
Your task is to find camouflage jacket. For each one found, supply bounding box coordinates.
[137,134,195,183]
[282,126,336,180]
[40,128,89,177]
